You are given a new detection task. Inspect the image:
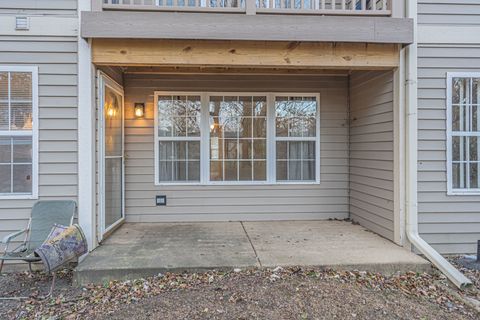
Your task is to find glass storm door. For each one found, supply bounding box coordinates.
[99,73,124,237]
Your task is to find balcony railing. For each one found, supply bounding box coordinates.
[101,0,392,16]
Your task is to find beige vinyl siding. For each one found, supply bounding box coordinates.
[417,1,480,254]
[349,71,395,241]
[0,0,78,264]
[0,0,77,15]
[123,74,349,222]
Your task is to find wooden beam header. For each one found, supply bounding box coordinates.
[92,39,400,69]
[82,11,413,44]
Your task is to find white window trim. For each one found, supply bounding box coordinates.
[446,72,480,195]
[154,91,321,186]
[0,66,39,200]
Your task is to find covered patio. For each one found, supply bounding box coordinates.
[74,221,429,285]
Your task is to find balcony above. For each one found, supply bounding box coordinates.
[100,0,394,16]
[82,5,412,44]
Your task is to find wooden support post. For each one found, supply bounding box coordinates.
[246,0,256,14]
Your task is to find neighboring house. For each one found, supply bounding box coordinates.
[0,0,479,268]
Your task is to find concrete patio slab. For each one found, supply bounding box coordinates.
[74,222,258,285]
[74,221,430,285]
[244,221,430,274]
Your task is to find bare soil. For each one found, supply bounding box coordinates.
[1,265,479,320]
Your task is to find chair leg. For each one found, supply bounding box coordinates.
[0,260,4,274]
[28,262,32,273]
[47,273,56,298]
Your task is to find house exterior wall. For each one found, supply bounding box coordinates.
[417,0,480,253]
[349,71,395,241]
[0,1,78,250]
[123,74,350,222]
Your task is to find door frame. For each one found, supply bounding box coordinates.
[97,71,125,242]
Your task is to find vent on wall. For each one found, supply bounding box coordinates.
[15,16,29,30]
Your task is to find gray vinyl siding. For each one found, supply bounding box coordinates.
[0,0,77,15]
[349,71,395,241]
[0,2,78,262]
[417,1,480,254]
[123,74,349,222]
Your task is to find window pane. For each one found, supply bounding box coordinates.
[10,72,32,102]
[473,78,480,105]
[0,102,7,130]
[224,161,237,181]
[239,161,252,181]
[188,161,200,181]
[12,164,32,193]
[10,102,32,130]
[159,141,173,161]
[452,136,465,162]
[159,161,172,181]
[158,95,201,137]
[453,78,470,104]
[472,106,478,132]
[0,137,11,163]
[254,96,267,116]
[12,137,32,163]
[253,161,266,180]
[239,117,252,138]
[224,139,237,160]
[0,165,11,193]
[187,141,200,160]
[104,86,122,156]
[238,140,252,159]
[253,140,266,160]
[470,137,478,161]
[276,160,287,180]
[253,118,266,138]
[275,117,288,137]
[303,160,316,181]
[210,161,223,181]
[452,162,467,189]
[470,163,479,189]
[172,161,187,181]
[288,160,302,180]
[0,72,7,101]
[452,105,461,131]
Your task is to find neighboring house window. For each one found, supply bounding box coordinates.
[447,73,480,194]
[154,92,320,185]
[0,66,38,198]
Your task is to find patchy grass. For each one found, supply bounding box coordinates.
[1,267,479,319]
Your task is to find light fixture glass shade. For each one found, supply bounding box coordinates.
[134,103,145,119]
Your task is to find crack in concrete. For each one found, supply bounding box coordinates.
[240,221,262,268]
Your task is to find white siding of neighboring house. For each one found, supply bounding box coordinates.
[0,1,78,260]
[122,74,350,222]
[417,0,480,253]
[349,71,395,241]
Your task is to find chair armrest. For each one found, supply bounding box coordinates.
[1,229,28,245]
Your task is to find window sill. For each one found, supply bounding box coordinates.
[154,181,321,186]
[0,194,37,200]
[447,190,480,196]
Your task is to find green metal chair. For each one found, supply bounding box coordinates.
[0,200,77,273]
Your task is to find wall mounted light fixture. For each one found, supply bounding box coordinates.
[134,103,145,119]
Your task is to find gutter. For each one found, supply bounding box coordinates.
[404,0,472,289]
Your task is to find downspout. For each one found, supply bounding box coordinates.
[404,0,472,289]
